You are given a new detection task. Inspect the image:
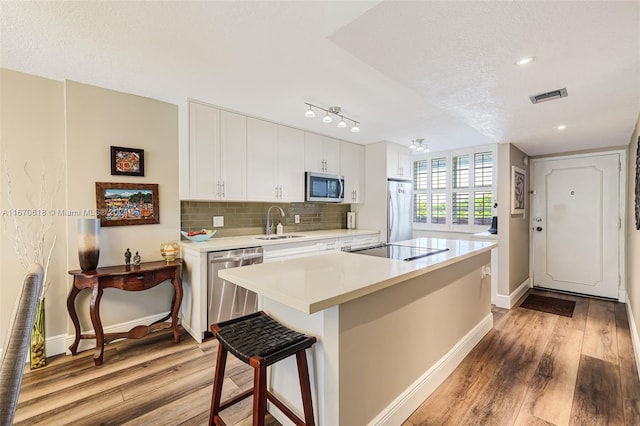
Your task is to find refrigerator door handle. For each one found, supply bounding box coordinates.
[388,190,394,242]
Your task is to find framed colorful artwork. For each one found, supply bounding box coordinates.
[511,166,526,215]
[95,182,159,226]
[110,146,145,176]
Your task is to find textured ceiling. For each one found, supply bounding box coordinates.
[1,1,638,156]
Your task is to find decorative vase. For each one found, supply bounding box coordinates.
[30,298,46,369]
[160,242,179,262]
[78,218,100,271]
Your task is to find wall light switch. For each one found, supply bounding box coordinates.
[213,216,224,227]
[294,214,300,224]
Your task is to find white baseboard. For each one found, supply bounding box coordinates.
[493,277,531,309]
[0,312,174,363]
[63,311,171,355]
[626,302,640,382]
[368,313,494,426]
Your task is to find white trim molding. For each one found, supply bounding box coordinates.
[368,313,493,426]
[494,277,531,309]
[627,302,640,382]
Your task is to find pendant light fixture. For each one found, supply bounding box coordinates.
[304,102,361,132]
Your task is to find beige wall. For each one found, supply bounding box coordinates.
[65,80,180,331]
[1,69,180,354]
[0,69,67,347]
[339,252,491,425]
[626,113,640,349]
[497,143,531,298]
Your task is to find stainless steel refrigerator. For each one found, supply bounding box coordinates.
[388,179,413,243]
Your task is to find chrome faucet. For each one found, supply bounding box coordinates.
[266,205,285,236]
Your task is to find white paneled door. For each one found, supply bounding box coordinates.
[531,153,621,299]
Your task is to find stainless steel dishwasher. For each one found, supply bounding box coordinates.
[207,247,263,325]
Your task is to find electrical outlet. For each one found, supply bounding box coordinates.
[294,214,300,224]
[213,216,224,227]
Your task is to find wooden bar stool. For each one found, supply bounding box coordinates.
[209,311,317,426]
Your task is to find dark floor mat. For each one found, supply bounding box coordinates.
[519,294,576,317]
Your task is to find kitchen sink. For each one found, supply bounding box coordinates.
[255,235,304,240]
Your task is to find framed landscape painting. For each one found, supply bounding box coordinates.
[95,182,159,226]
[110,146,145,176]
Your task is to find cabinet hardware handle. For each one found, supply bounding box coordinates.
[216,182,221,197]
[279,186,283,199]
[137,275,145,280]
[221,181,225,197]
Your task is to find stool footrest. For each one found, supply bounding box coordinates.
[267,391,306,426]
[219,388,253,412]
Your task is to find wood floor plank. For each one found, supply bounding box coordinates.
[582,298,618,363]
[570,355,624,426]
[408,307,555,425]
[614,302,640,424]
[514,326,583,426]
[456,309,558,425]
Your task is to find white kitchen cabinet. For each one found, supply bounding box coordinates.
[387,143,412,179]
[340,141,365,204]
[189,101,220,199]
[277,125,305,201]
[219,110,247,200]
[305,132,340,174]
[247,118,305,202]
[188,101,247,200]
[247,117,278,200]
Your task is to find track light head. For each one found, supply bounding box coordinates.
[305,104,315,118]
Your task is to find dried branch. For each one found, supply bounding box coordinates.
[3,153,60,299]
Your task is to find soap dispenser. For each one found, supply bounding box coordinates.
[276,221,283,235]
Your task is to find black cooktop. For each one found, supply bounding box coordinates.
[345,243,449,261]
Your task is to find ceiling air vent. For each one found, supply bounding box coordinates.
[529,88,568,104]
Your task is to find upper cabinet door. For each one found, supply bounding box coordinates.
[277,126,305,202]
[219,110,247,200]
[340,141,365,204]
[247,117,278,201]
[304,132,325,173]
[323,137,340,175]
[387,144,412,179]
[189,102,220,200]
[304,132,340,174]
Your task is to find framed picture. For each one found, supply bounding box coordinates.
[110,146,144,176]
[95,182,159,226]
[635,136,640,230]
[511,166,526,215]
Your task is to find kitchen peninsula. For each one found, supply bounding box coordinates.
[218,237,497,425]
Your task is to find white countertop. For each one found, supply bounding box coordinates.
[179,229,379,253]
[219,237,497,314]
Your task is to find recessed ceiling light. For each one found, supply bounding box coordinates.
[556,124,567,131]
[516,56,535,66]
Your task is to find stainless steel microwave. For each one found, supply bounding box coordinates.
[305,172,344,202]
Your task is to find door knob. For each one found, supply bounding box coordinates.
[536,226,543,232]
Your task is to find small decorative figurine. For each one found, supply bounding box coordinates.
[125,248,132,265]
[133,251,141,265]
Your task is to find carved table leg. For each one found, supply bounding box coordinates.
[171,273,183,344]
[66,282,82,355]
[89,280,105,366]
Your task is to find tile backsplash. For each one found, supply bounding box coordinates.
[181,201,352,238]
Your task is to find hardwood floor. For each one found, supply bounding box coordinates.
[405,289,640,426]
[14,288,640,425]
[14,329,279,426]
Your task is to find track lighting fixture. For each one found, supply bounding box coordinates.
[410,138,430,153]
[304,103,361,132]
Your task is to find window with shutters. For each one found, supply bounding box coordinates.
[412,145,496,232]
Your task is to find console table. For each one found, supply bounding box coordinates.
[67,259,183,366]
